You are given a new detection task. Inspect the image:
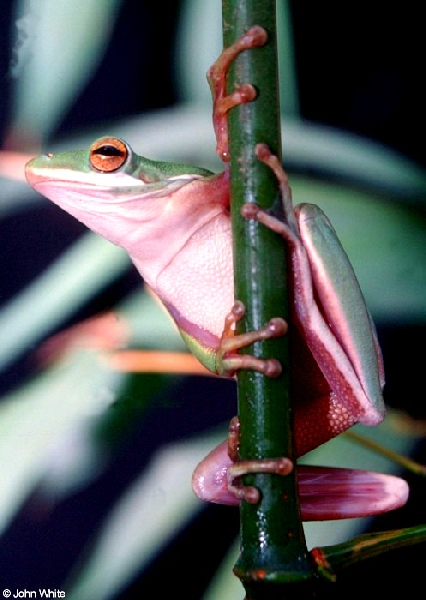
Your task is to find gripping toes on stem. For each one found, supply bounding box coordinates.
[217,301,287,378]
[208,26,268,160]
[227,417,294,504]
[241,143,299,238]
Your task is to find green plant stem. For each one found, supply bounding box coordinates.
[222,1,314,596]
[344,429,426,476]
[313,524,426,581]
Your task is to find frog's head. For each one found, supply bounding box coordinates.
[25,137,210,244]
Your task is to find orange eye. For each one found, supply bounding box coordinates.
[89,137,128,172]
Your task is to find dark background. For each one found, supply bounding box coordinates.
[0,2,425,598]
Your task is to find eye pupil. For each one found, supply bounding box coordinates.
[89,137,129,172]
[93,145,124,157]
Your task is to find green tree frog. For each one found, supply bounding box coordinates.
[25,27,405,518]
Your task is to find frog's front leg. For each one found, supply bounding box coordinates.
[208,25,267,161]
[216,300,286,378]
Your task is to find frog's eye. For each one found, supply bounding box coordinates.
[90,137,128,172]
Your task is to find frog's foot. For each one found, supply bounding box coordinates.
[255,143,289,187]
[192,434,409,517]
[217,300,287,378]
[208,26,267,161]
[241,143,300,240]
[227,416,293,504]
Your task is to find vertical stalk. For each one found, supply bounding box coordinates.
[222,1,315,596]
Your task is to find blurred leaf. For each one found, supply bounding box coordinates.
[0,291,189,533]
[9,0,123,141]
[65,434,225,600]
[0,349,124,534]
[202,540,241,600]
[0,233,129,372]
